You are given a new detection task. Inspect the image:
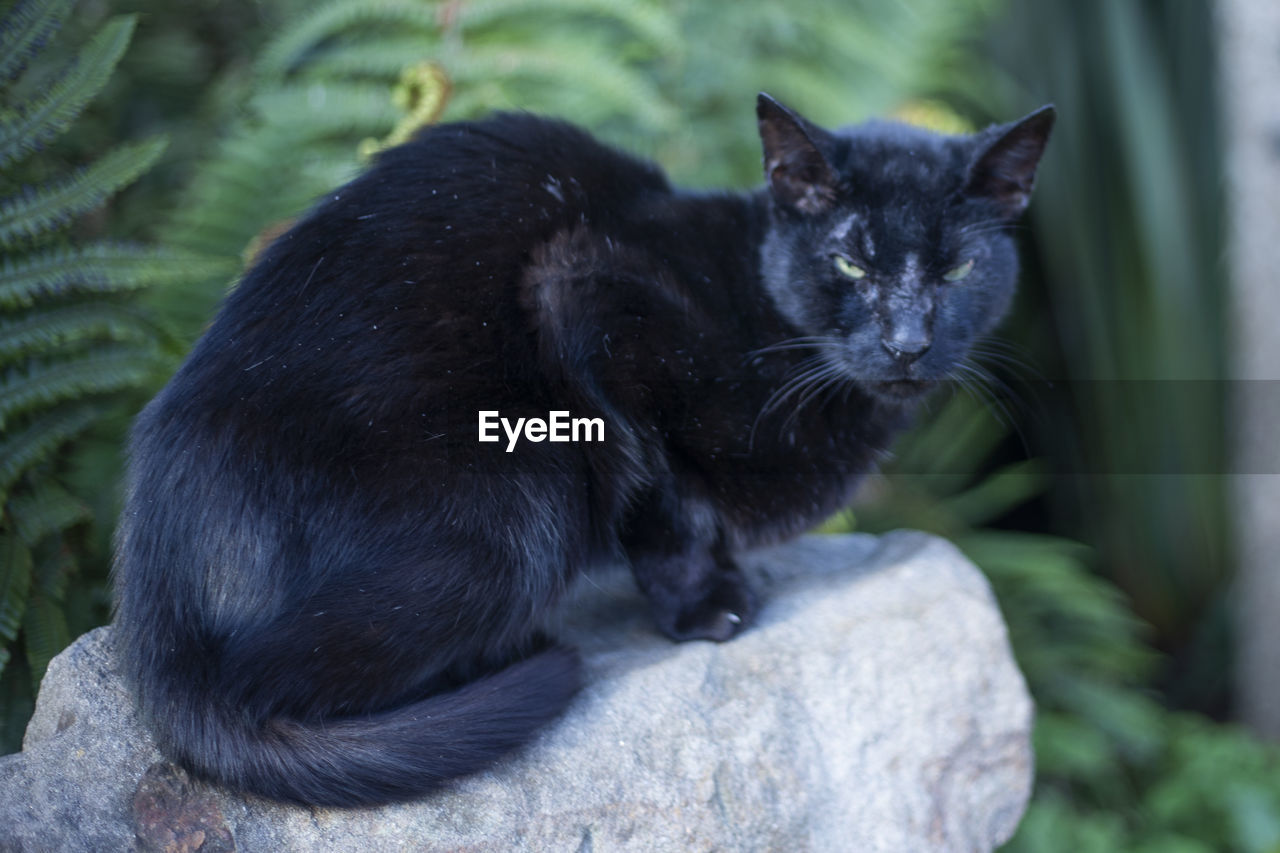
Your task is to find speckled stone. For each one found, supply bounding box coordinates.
[0,532,1032,852]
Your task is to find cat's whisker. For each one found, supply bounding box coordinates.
[949,360,1029,446]
[778,365,840,423]
[781,368,851,434]
[968,352,1046,392]
[959,218,1028,239]
[749,342,844,355]
[746,335,845,358]
[969,333,1030,356]
[949,362,1004,426]
[961,351,1041,418]
[758,360,836,418]
[750,356,849,448]
[958,219,1007,236]
[966,338,1047,387]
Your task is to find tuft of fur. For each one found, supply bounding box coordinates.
[114,98,1051,807]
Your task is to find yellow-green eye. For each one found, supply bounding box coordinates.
[944,259,975,282]
[833,255,867,280]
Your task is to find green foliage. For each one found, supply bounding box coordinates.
[3,4,1265,853]
[0,6,133,170]
[0,0,204,737]
[831,388,1280,852]
[984,0,1229,705]
[152,0,682,338]
[153,0,1000,339]
[0,138,167,245]
[0,0,77,85]
[1013,715,1280,853]
[823,1,1249,846]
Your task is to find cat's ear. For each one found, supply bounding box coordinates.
[757,93,838,215]
[963,105,1055,218]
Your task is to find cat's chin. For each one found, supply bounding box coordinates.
[865,378,936,401]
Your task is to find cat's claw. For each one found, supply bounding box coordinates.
[661,572,758,643]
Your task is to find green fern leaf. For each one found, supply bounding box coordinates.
[0,535,33,671]
[0,0,76,84]
[0,243,231,310]
[0,345,162,431]
[21,587,69,687]
[251,82,402,138]
[256,0,440,81]
[0,302,158,365]
[0,402,101,503]
[7,481,90,547]
[445,43,674,128]
[31,544,74,602]
[300,37,439,81]
[164,121,361,261]
[0,136,167,248]
[456,0,679,52]
[0,16,137,170]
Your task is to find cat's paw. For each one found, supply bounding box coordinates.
[660,571,758,643]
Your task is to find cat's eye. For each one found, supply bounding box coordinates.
[943,259,976,282]
[832,255,867,280]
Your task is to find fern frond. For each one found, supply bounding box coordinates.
[0,301,159,365]
[0,534,33,679]
[164,121,359,260]
[0,402,101,503]
[0,15,137,170]
[300,37,438,81]
[456,0,678,52]
[0,0,76,84]
[7,481,90,547]
[250,83,401,138]
[30,544,74,604]
[0,345,162,430]
[256,0,440,81]
[0,243,225,310]
[0,136,166,248]
[21,587,69,686]
[446,44,674,129]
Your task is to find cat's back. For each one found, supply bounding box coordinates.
[149,114,672,417]
[365,112,672,237]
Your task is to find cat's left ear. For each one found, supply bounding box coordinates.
[757,93,839,215]
[963,105,1056,218]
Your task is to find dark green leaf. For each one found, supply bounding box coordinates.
[0,136,167,247]
[21,587,68,688]
[7,481,90,547]
[0,535,33,662]
[0,16,137,170]
[0,346,162,430]
[0,244,230,310]
[0,0,76,84]
[0,402,101,503]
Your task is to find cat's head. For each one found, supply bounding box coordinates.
[756,93,1054,402]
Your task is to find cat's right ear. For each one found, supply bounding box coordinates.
[757,93,838,215]
[963,105,1056,219]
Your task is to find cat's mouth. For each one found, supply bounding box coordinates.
[868,378,935,400]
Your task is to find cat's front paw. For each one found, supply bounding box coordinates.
[659,571,758,643]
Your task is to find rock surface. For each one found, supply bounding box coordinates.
[0,532,1033,852]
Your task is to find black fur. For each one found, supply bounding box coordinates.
[113,94,1052,807]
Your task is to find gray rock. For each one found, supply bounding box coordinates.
[0,532,1033,852]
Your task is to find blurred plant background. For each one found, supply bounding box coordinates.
[0,0,1274,849]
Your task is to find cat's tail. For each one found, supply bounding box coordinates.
[147,645,583,807]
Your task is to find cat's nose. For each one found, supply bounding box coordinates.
[881,333,931,364]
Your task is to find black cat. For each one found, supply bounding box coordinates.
[113,93,1052,807]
